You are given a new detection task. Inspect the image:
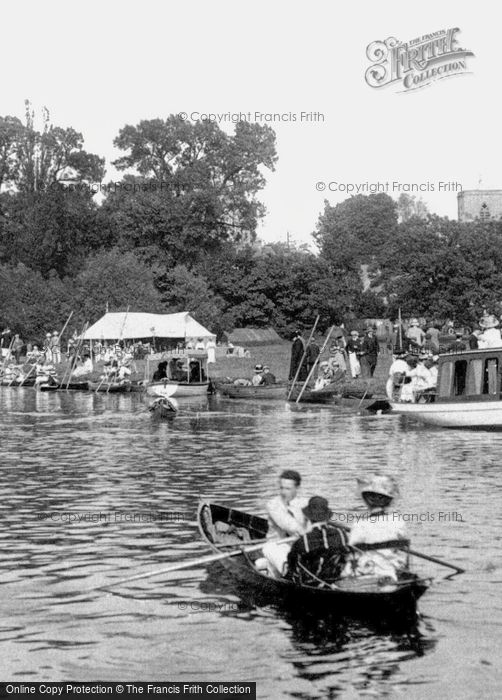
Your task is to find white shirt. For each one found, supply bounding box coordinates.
[343,513,408,580]
[478,328,502,348]
[266,495,308,539]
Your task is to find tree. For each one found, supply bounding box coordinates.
[0,116,24,189]
[314,194,398,270]
[105,116,277,266]
[396,193,429,222]
[377,216,502,323]
[17,102,105,192]
[0,263,70,340]
[70,249,163,328]
[0,186,103,277]
[153,264,226,335]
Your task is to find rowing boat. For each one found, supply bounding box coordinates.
[198,502,428,620]
[0,378,36,387]
[218,382,287,399]
[148,396,178,418]
[88,381,132,393]
[287,382,339,403]
[39,381,90,392]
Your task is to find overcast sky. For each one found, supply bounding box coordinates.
[3,0,498,246]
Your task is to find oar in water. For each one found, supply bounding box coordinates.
[90,534,295,592]
[332,521,465,574]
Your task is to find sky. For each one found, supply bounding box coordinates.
[2,0,499,247]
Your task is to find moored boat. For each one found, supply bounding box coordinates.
[0,377,36,387]
[39,381,90,392]
[88,380,132,393]
[146,350,210,398]
[218,382,287,399]
[287,381,339,403]
[391,347,502,428]
[198,502,428,620]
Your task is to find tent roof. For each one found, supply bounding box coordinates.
[82,312,215,341]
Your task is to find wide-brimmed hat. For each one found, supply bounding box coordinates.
[479,314,499,329]
[409,318,419,327]
[303,496,332,522]
[350,330,359,336]
[357,475,398,499]
[254,364,264,372]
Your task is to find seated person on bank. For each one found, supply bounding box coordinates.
[285,496,348,584]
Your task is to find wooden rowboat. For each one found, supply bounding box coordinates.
[287,382,339,403]
[198,502,428,621]
[218,382,287,399]
[0,377,36,387]
[148,396,178,419]
[39,381,90,392]
[88,381,132,393]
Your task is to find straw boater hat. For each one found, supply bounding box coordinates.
[479,314,499,329]
[357,475,399,499]
[254,364,264,373]
[409,318,419,327]
[303,496,332,523]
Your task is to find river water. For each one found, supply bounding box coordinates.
[0,388,501,699]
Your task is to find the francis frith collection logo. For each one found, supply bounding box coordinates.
[365,28,474,92]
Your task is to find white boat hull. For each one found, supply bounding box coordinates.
[391,401,502,428]
[146,381,209,398]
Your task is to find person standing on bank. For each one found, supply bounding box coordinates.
[261,470,308,578]
[305,337,320,376]
[361,327,378,378]
[346,330,363,378]
[289,330,306,381]
[12,334,24,364]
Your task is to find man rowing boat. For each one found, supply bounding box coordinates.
[260,469,308,577]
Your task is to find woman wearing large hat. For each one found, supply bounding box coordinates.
[478,314,502,349]
[341,475,409,582]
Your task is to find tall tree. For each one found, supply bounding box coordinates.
[314,193,399,270]
[106,116,277,266]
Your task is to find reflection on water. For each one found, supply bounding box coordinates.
[0,388,501,698]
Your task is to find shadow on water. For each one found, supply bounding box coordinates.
[201,561,437,690]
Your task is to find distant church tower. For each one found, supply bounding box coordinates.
[457,190,502,222]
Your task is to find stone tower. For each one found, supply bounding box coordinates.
[457,190,502,222]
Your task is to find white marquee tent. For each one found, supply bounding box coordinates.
[81,312,215,341]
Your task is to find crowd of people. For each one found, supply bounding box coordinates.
[255,470,408,585]
[0,326,218,388]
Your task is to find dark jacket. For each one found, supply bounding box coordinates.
[362,335,378,358]
[286,523,348,583]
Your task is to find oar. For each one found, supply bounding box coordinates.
[90,534,295,592]
[332,521,464,574]
[296,325,336,403]
[287,316,320,401]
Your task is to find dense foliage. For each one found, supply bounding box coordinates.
[1,104,502,341]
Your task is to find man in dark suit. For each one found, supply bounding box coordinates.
[289,330,306,380]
